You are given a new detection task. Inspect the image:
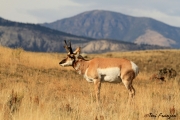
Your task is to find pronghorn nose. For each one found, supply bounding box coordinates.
[59,62,64,67]
[59,59,66,65]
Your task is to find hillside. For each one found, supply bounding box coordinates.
[42,10,180,48]
[0,17,169,53]
[73,39,168,53]
[0,17,91,52]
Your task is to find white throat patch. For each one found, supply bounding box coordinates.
[74,63,81,70]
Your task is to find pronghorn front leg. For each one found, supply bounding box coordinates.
[94,79,101,104]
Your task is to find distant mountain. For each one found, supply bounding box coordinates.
[0,17,169,53]
[42,10,180,48]
[0,17,92,52]
[72,39,168,53]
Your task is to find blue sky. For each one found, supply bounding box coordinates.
[1,0,180,27]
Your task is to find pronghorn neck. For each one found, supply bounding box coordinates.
[72,58,89,75]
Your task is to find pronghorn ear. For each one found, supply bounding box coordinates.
[77,55,84,59]
[73,47,81,55]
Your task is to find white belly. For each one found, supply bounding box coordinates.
[84,67,122,83]
[97,67,121,82]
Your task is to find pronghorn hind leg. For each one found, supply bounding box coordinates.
[121,72,135,104]
[93,79,101,105]
[122,80,135,104]
[122,80,135,97]
[130,84,135,98]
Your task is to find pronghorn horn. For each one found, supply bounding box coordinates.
[64,40,73,54]
[64,40,69,52]
[73,47,81,55]
[68,41,73,54]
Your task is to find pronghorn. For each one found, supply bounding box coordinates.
[59,40,139,104]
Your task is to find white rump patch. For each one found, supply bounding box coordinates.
[130,61,139,76]
[97,67,121,82]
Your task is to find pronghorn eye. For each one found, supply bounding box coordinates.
[68,54,74,59]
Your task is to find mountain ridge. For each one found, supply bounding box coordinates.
[0,17,93,52]
[0,12,172,53]
[42,10,180,48]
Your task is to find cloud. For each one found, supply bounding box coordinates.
[127,8,180,26]
[0,0,82,23]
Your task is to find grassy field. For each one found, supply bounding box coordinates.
[0,46,180,120]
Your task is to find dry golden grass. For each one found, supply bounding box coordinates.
[0,46,180,120]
